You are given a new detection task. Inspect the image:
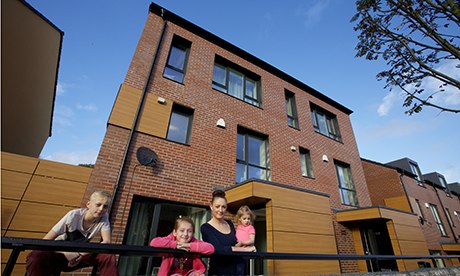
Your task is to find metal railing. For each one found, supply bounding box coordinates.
[2,237,460,276]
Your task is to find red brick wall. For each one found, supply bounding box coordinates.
[362,159,407,206]
[405,181,460,251]
[86,9,371,273]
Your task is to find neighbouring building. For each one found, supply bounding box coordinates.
[362,157,460,269]
[1,1,93,275]
[84,3,439,275]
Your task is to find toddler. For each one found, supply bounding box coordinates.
[150,216,214,276]
[235,205,256,274]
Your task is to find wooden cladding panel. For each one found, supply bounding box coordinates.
[336,208,381,222]
[8,202,73,232]
[1,231,43,265]
[273,260,340,275]
[108,84,173,139]
[34,160,91,183]
[0,264,26,276]
[351,226,367,272]
[1,170,31,199]
[389,223,425,242]
[271,231,337,254]
[380,209,419,226]
[252,182,330,214]
[271,207,334,235]
[22,175,86,206]
[1,199,19,230]
[226,183,254,203]
[1,152,38,173]
[108,84,142,129]
[384,196,411,212]
[442,243,460,251]
[137,93,172,138]
[397,240,430,256]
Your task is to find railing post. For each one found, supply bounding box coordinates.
[249,258,254,276]
[2,247,23,276]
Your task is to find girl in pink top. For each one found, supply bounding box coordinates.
[150,216,214,276]
[235,205,256,274]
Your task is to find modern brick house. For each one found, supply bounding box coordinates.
[84,3,445,275]
[362,157,460,268]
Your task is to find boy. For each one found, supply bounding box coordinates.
[26,191,119,276]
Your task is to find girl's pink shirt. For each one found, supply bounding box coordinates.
[150,233,214,276]
[236,224,255,243]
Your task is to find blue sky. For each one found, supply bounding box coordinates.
[28,0,460,183]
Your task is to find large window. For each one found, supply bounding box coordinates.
[409,161,423,185]
[118,196,209,275]
[166,104,193,144]
[311,104,341,142]
[299,147,313,178]
[236,128,270,183]
[445,208,455,227]
[212,59,261,107]
[429,204,447,236]
[335,162,358,206]
[285,91,298,128]
[415,199,424,220]
[163,36,191,83]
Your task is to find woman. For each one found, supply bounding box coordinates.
[200,190,256,275]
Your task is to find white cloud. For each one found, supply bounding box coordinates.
[76,103,98,112]
[377,90,404,116]
[54,105,74,126]
[296,1,330,28]
[422,61,460,106]
[43,149,99,165]
[368,119,428,139]
[440,163,460,183]
[56,81,74,96]
[376,60,460,115]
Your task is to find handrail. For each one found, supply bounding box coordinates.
[2,237,459,275]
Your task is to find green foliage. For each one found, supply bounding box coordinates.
[352,0,460,114]
[78,163,94,168]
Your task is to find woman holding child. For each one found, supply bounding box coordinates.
[200,190,256,275]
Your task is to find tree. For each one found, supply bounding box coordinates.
[352,0,460,114]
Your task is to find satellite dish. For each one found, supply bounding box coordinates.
[136,147,158,167]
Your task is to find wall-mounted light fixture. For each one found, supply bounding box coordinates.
[454,211,458,216]
[157,97,166,104]
[322,155,329,162]
[290,146,296,152]
[216,118,226,128]
[425,202,430,208]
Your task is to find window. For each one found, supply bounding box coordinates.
[118,196,209,275]
[409,161,423,185]
[335,162,358,206]
[285,91,298,128]
[311,104,341,142]
[438,175,448,189]
[430,251,445,268]
[299,147,313,178]
[212,58,261,107]
[445,208,455,227]
[163,36,191,83]
[429,204,447,236]
[166,104,193,144]
[415,199,424,219]
[236,128,270,183]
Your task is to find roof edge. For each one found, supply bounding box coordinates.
[149,2,353,115]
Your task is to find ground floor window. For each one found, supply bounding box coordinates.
[430,250,445,268]
[118,195,209,276]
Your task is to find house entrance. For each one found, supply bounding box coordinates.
[360,220,398,272]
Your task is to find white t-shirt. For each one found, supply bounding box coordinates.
[52,208,110,242]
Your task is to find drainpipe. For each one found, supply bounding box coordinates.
[109,8,168,217]
[399,172,414,213]
[432,184,458,243]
